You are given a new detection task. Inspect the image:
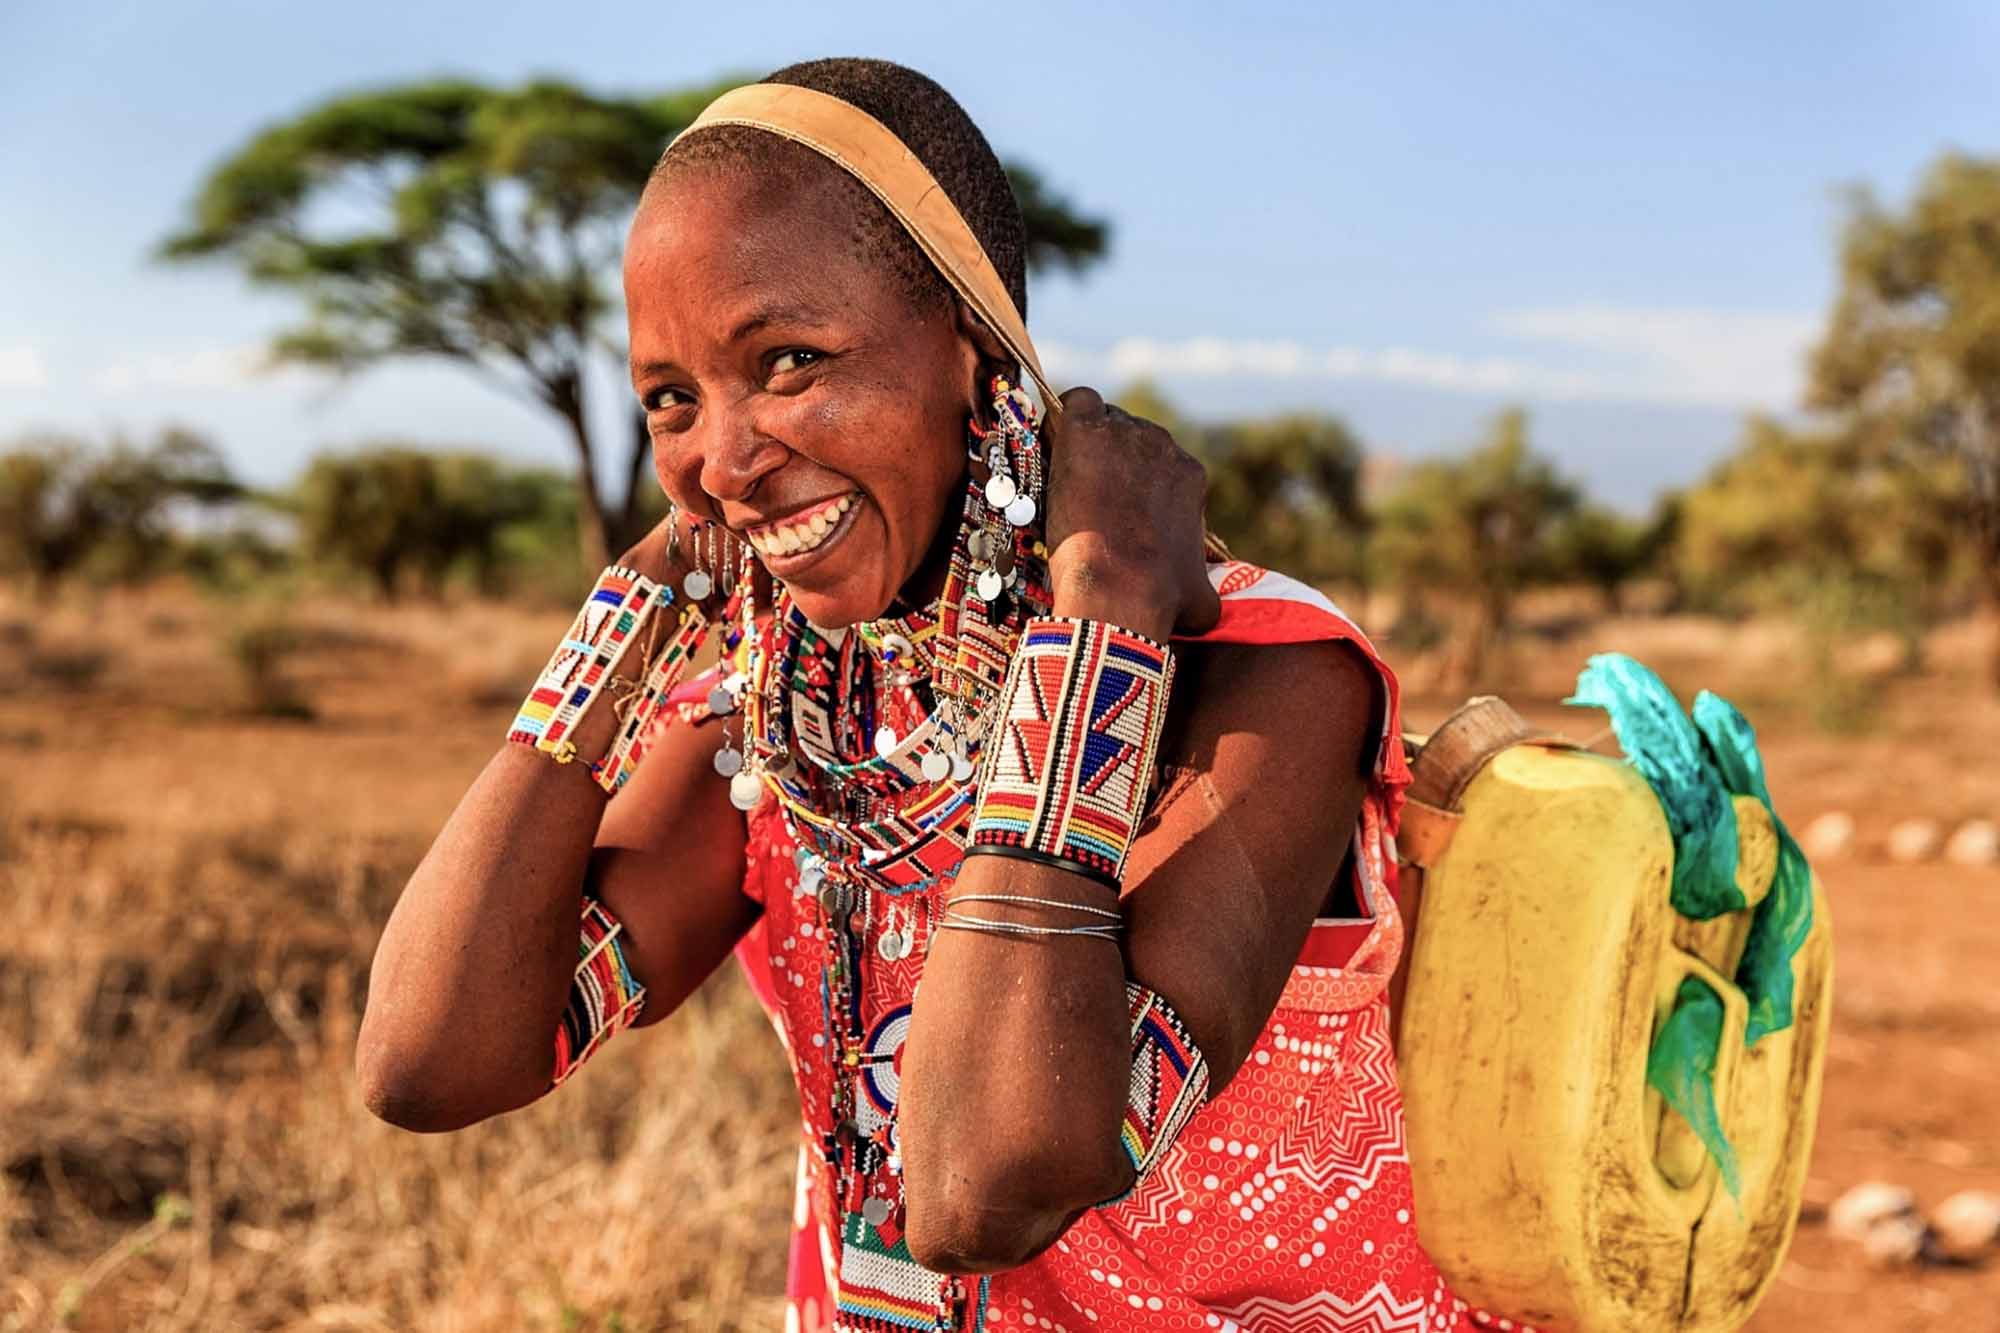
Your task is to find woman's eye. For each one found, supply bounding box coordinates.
[771,348,822,376]
[644,386,691,412]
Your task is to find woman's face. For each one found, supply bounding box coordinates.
[624,160,983,629]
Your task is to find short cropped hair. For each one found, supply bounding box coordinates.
[652,57,1029,322]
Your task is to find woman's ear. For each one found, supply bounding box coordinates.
[953,299,1018,424]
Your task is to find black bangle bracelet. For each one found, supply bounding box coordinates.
[957,841,1124,892]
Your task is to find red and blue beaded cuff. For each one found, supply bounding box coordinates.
[969,616,1175,886]
[1107,980,1211,1200]
[551,897,647,1087]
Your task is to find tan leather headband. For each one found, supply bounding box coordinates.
[682,83,1060,411]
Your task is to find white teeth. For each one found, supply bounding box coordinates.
[749,492,857,559]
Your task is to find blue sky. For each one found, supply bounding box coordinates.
[3,1,1997,509]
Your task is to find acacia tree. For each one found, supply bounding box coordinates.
[1370,409,1579,686]
[1808,153,2000,684]
[161,78,1110,570]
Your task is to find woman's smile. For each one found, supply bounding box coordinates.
[741,489,863,575]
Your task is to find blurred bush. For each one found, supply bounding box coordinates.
[1674,416,1972,618]
[1806,153,2000,684]
[0,427,241,593]
[291,447,572,601]
[1197,411,1371,587]
[1368,409,1583,685]
[221,612,315,720]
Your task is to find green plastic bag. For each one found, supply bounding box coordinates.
[1647,976,1743,1199]
[1568,655,1744,921]
[1567,654,1818,1193]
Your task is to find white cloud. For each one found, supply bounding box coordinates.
[1086,336,1606,402]
[1041,305,1818,411]
[90,341,289,396]
[1490,304,1819,409]
[0,343,50,390]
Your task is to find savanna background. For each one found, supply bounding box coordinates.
[3,5,1998,1330]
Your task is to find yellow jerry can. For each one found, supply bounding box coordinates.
[1393,697,1834,1333]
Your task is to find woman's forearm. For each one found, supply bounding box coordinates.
[900,590,1177,1270]
[357,742,612,1130]
[898,854,1137,1271]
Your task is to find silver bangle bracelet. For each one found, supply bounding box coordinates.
[936,910,1123,942]
[942,893,1124,922]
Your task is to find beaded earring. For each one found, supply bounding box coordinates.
[968,377,1042,607]
[681,518,715,602]
[976,380,1041,528]
[725,537,765,812]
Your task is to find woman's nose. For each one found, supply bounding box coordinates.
[697,407,791,509]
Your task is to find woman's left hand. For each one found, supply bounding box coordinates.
[1038,385,1221,642]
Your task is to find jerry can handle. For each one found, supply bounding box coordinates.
[1647,949,1749,1205]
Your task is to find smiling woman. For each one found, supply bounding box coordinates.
[357,56,1484,1333]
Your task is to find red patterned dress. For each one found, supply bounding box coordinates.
[725,561,1493,1333]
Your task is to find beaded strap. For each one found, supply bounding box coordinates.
[551,897,647,1087]
[590,601,710,793]
[510,566,676,764]
[969,616,1175,885]
[1108,980,1210,1198]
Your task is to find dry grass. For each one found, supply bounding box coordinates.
[0,586,795,1332]
[0,812,795,1332]
[1,581,1995,1330]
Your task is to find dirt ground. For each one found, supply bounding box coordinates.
[1,586,1994,1330]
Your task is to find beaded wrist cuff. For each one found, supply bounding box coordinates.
[969,616,1175,885]
[509,565,667,757]
[590,602,709,794]
[551,897,647,1087]
[1110,980,1210,1196]
[509,565,693,784]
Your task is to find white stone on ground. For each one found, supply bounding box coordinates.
[1885,818,1943,864]
[1829,1181,1917,1243]
[1943,819,2000,867]
[1860,1213,1929,1267]
[1799,811,1855,862]
[1930,1190,2000,1262]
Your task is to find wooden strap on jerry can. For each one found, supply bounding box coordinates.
[1398,696,1578,869]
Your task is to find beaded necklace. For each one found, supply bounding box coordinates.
[726,383,1049,1329]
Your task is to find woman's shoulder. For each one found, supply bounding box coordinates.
[1169,558,1401,788]
[1180,559,1383,658]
